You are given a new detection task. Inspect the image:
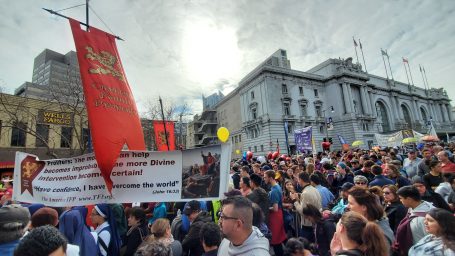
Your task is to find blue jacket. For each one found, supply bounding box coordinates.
[369,175,394,187]
[148,202,167,225]
[0,240,20,256]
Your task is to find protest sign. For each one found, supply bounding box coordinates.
[13,144,230,207]
[294,126,312,153]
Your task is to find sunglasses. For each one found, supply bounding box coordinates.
[355,182,366,185]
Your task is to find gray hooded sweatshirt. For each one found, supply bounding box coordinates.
[410,200,434,244]
[217,226,270,256]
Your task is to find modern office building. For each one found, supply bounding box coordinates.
[14,49,83,104]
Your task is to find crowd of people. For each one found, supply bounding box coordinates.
[1,142,455,256]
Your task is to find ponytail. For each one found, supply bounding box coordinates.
[360,222,388,256]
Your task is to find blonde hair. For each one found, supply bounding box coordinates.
[149,218,170,240]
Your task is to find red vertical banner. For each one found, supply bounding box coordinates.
[153,121,175,151]
[69,19,145,192]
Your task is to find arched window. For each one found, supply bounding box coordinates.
[401,105,412,128]
[375,101,390,132]
[420,107,428,122]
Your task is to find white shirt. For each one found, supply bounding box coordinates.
[95,222,111,256]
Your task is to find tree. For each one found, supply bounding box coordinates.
[141,97,193,150]
[0,71,89,160]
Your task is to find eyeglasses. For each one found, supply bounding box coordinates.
[218,212,240,222]
[355,182,366,185]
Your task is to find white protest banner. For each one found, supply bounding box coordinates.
[13,144,231,207]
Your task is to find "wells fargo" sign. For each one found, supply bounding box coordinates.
[38,110,74,126]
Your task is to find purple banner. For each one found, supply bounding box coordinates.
[294,126,312,153]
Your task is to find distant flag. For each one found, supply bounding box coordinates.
[359,39,367,72]
[381,49,389,57]
[353,37,360,64]
[381,48,389,79]
[402,57,411,85]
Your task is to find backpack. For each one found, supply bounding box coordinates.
[392,211,426,256]
[171,213,185,242]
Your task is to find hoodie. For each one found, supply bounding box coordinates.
[218,226,270,256]
[410,200,434,244]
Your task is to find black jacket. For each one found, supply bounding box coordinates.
[182,211,212,256]
[315,219,336,256]
[122,222,149,256]
[385,201,407,233]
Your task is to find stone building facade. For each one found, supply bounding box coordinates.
[234,49,454,154]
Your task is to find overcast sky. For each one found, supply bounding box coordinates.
[1,0,454,116]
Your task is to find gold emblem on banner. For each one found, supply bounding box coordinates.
[85,46,125,81]
[158,131,169,147]
[22,161,41,179]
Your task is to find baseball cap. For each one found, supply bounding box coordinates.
[261,165,271,171]
[0,204,30,229]
[411,176,424,185]
[183,200,201,215]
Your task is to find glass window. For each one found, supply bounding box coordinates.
[82,128,90,148]
[251,91,255,99]
[314,89,319,97]
[299,86,304,95]
[252,108,257,119]
[254,146,257,152]
[284,103,291,115]
[300,104,307,116]
[11,122,27,147]
[261,145,264,152]
[60,127,73,148]
[315,106,322,117]
[35,124,49,147]
[282,84,288,93]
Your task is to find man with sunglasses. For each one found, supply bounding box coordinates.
[218,196,269,256]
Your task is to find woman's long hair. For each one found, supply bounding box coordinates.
[340,211,388,256]
[427,208,455,251]
[348,187,385,221]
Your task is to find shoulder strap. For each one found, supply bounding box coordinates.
[98,236,109,253]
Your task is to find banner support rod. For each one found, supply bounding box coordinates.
[42,8,124,41]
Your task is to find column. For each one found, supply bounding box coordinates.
[369,90,376,117]
[412,99,421,122]
[342,83,352,113]
[446,104,453,121]
[390,95,399,121]
[441,104,449,122]
[347,84,355,113]
[360,86,369,115]
[429,102,437,121]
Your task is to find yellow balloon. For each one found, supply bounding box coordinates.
[217,127,230,143]
[235,149,241,154]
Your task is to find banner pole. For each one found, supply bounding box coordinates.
[159,96,170,151]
